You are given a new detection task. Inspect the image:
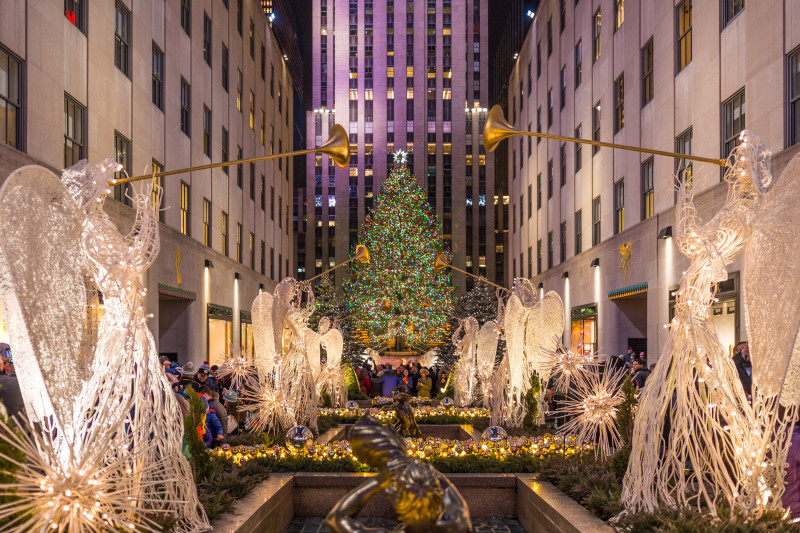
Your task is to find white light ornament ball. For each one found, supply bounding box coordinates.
[345,401,359,410]
[285,425,314,449]
[440,397,455,408]
[481,426,509,442]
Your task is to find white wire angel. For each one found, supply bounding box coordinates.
[307,317,347,407]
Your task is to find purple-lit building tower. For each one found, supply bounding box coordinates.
[296,0,504,294]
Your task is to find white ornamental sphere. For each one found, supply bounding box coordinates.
[285,425,314,449]
[345,401,359,410]
[440,397,455,408]
[481,426,509,442]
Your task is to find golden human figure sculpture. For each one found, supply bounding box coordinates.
[326,415,471,533]
[381,385,422,438]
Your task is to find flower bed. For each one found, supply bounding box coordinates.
[318,404,490,425]
[211,432,590,474]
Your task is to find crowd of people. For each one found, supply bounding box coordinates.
[355,357,449,399]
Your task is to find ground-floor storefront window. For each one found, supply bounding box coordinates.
[208,304,233,366]
[571,305,597,355]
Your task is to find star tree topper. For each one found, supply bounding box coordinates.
[393,150,408,165]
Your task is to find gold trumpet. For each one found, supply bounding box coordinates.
[305,244,370,283]
[112,124,351,185]
[483,105,726,166]
[434,252,511,293]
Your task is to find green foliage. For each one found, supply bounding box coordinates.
[196,456,272,521]
[609,442,632,481]
[0,415,24,528]
[615,507,800,533]
[345,165,454,349]
[616,373,638,445]
[308,273,345,332]
[523,373,542,427]
[454,282,501,325]
[343,362,367,400]
[184,388,212,481]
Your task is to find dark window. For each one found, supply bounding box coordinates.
[237,0,243,35]
[221,127,229,174]
[113,131,130,204]
[249,20,255,58]
[221,212,229,256]
[790,46,800,146]
[574,40,582,87]
[236,223,243,263]
[202,106,211,156]
[270,186,275,220]
[64,0,86,32]
[642,39,654,106]
[723,0,744,28]
[592,101,601,154]
[593,9,601,62]
[560,144,567,186]
[222,44,229,91]
[261,45,266,79]
[250,233,255,269]
[114,1,131,76]
[722,88,745,157]
[677,0,692,72]
[249,163,255,200]
[592,196,601,246]
[614,73,624,132]
[536,42,541,77]
[675,127,693,202]
[560,221,567,263]
[528,246,532,277]
[547,159,553,199]
[236,146,243,187]
[560,66,566,109]
[537,239,542,274]
[547,231,554,269]
[547,18,553,57]
[181,0,191,35]
[560,0,566,33]
[614,179,624,234]
[537,173,542,209]
[575,209,582,255]
[527,184,532,218]
[203,13,211,65]
[152,43,164,110]
[64,94,84,167]
[260,175,265,210]
[547,89,553,127]
[0,47,22,150]
[536,107,542,144]
[260,241,265,274]
[180,78,190,136]
[574,125,582,171]
[641,157,654,220]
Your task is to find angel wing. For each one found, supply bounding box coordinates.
[745,151,800,405]
[525,291,565,387]
[476,321,499,384]
[252,289,291,377]
[320,327,344,368]
[0,166,94,429]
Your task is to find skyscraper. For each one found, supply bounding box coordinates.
[297,0,501,293]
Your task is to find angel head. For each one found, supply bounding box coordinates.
[318,317,331,334]
[729,130,772,196]
[275,278,298,306]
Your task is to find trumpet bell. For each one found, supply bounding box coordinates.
[318,124,351,168]
[434,253,450,271]
[354,244,370,264]
[483,105,521,153]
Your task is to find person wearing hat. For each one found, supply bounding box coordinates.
[199,395,224,448]
[416,367,432,398]
[171,362,198,399]
[160,356,178,384]
[193,367,210,390]
[208,365,220,392]
[222,388,241,432]
[199,386,229,437]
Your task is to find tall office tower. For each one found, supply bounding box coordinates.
[296,0,499,294]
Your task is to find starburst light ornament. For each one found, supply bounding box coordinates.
[555,364,626,459]
[392,149,408,165]
[546,339,600,392]
[217,347,257,391]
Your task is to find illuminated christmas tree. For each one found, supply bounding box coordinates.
[345,155,454,350]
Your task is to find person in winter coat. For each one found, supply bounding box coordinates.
[369,365,384,398]
[357,368,372,396]
[631,358,651,389]
[160,356,178,384]
[732,341,752,396]
[200,396,224,448]
[200,386,229,436]
[376,364,399,397]
[416,368,432,398]
[783,426,800,514]
[172,363,198,399]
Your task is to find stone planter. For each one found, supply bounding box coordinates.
[318,423,480,443]
[210,472,613,533]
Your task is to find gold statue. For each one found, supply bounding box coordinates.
[381,385,422,438]
[618,241,633,281]
[326,415,472,533]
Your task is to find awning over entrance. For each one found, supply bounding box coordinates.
[608,281,648,300]
[158,282,196,301]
